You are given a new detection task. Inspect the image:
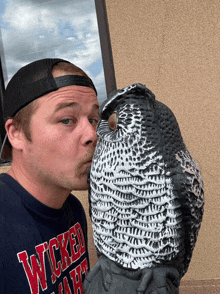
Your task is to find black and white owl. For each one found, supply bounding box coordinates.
[84,84,204,294]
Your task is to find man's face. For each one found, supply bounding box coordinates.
[21,84,99,191]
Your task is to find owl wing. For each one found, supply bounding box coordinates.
[172,149,204,276]
[87,165,93,218]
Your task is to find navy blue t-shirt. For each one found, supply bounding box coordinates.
[0,173,90,294]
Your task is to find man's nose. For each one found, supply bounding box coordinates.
[81,119,98,146]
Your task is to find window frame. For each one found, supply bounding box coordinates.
[94,0,116,96]
[0,57,5,145]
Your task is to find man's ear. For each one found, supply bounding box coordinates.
[5,119,26,151]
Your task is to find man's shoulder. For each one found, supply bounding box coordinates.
[67,193,86,216]
[68,192,84,207]
[0,173,10,188]
[0,173,19,202]
[0,173,27,227]
[66,193,87,226]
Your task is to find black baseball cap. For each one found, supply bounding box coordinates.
[3,58,97,120]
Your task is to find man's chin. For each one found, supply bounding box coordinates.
[71,180,88,191]
[73,187,88,192]
[67,169,89,191]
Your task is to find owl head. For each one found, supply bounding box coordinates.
[97,83,155,143]
[95,83,185,166]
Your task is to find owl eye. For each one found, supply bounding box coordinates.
[108,113,117,130]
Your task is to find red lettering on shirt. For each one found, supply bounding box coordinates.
[63,276,72,294]
[58,282,63,294]
[81,258,88,276]
[74,223,85,255]
[44,242,56,284]
[69,226,80,263]
[70,264,83,294]
[17,225,88,293]
[49,237,62,281]
[17,243,47,294]
[57,232,71,271]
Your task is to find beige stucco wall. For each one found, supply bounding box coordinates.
[1,0,219,289]
[103,0,220,282]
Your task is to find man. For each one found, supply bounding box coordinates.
[0,58,99,293]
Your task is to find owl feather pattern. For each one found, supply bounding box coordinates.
[85,84,204,293]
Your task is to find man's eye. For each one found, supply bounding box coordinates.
[61,118,72,125]
[88,118,98,126]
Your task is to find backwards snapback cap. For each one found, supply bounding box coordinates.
[3,58,97,119]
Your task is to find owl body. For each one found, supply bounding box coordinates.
[89,84,204,278]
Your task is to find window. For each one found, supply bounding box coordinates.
[0,0,116,162]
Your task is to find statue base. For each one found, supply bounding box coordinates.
[83,255,180,294]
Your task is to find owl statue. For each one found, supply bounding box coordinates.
[83,84,204,294]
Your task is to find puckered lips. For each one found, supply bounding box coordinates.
[82,152,94,166]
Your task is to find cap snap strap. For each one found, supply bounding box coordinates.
[54,75,97,95]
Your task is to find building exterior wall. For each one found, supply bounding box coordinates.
[104,0,220,286]
[1,0,219,291]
